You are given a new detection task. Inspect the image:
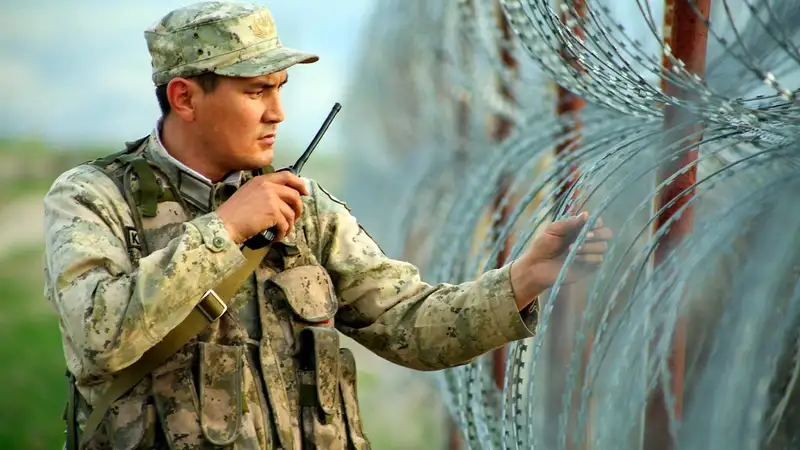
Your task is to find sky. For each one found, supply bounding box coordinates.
[0,0,376,152]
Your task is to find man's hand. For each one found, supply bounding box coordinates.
[510,212,613,310]
[216,171,309,244]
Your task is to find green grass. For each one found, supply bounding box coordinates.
[0,246,67,450]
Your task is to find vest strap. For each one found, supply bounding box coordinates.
[117,154,161,218]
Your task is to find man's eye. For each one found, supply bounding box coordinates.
[248,90,263,97]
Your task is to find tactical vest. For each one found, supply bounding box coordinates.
[63,137,370,450]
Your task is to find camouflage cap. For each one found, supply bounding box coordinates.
[145,1,319,86]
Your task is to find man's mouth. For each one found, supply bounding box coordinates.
[258,133,276,146]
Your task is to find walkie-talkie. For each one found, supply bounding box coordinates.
[244,102,342,250]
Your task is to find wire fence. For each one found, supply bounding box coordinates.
[341,1,800,448]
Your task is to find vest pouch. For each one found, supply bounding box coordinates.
[338,348,371,450]
[267,265,337,325]
[152,344,204,449]
[85,378,156,450]
[152,342,245,448]
[297,327,348,449]
[198,341,244,446]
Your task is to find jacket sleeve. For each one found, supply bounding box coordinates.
[43,165,246,379]
[310,180,538,371]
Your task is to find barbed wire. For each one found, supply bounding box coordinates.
[341,0,800,448]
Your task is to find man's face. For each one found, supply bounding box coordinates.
[193,71,288,174]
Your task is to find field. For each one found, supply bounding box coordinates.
[0,245,67,449]
[0,140,448,449]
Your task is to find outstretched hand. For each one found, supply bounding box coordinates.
[509,212,613,310]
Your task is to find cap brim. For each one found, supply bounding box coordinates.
[214,46,319,78]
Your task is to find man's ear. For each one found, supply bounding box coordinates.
[166,78,200,121]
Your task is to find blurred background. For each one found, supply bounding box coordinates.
[0,1,449,449]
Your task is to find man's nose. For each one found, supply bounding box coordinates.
[264,98,285,124]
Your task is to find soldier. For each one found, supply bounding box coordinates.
[43,1,612,449]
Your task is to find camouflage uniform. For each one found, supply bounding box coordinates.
[43,2,538,449]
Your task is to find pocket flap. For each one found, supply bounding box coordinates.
[268,265,336,323]
[198,342,244,446]
[298,327,340,416]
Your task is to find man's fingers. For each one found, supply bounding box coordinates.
[278,201,296,227]
[275,185,304,220]
[575,254,603,264]
[285,175,309,196]
[548,212,612,245]
[273,211,291,242]
[265,171,309,195]
[585,227,613,242]
[572,241,608,255]
[548,211,589,237]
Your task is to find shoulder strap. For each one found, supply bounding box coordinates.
[86,137,156,258]
[117,153,161,218]
[80,245,270,445]
[85,137,146,195]
[87,136,148,169]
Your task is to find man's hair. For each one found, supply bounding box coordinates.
[155,73,221,116]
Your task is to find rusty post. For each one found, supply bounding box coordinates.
[643,0,711,448]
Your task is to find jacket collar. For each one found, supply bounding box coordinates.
[143,120,256,213]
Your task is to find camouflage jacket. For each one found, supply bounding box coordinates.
[43,129,538,449]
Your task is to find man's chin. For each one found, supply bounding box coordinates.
[248,149,274,170]
[227,159,273,175]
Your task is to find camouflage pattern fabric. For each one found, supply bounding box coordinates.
[145,1,319,86]
[43,124,539,448]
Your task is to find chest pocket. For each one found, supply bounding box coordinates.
[268,265,337,326]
